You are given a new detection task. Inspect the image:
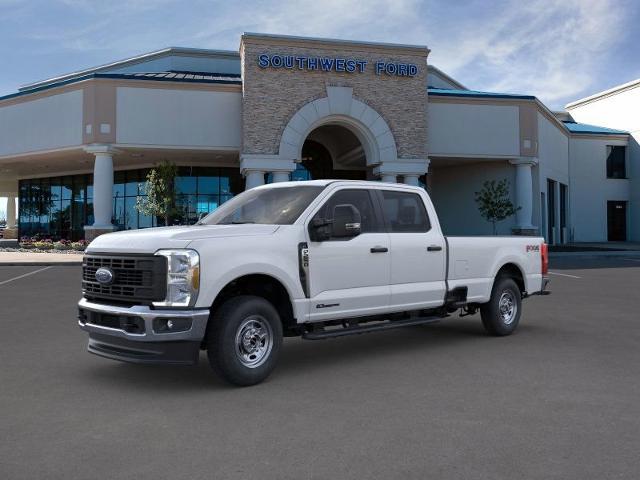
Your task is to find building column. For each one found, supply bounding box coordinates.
[84,145,117,241]
[380,174,397,183]
[509,157,538,235]
[374,159,429,186]
[244,170,265,190]
[271,171,290,183]
[403,174,420,187]
[6,195,16,229]
[2,194,18,240]
[240,154,295,191]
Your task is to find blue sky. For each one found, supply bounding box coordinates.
[1,0,639,216]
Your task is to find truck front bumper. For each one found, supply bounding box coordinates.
[78,298,210,365]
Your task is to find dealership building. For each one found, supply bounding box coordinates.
[0,33,636,243]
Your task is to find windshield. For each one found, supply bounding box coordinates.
[200,185,325,225]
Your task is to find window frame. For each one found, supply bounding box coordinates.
[606,145,627,179]
[375,189,432,234]
[308,188,384,241]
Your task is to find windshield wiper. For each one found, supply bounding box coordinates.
[229,220,256,224]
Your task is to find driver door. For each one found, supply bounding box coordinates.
[305,188,391,322]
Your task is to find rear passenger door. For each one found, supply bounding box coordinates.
[378,189,446,310]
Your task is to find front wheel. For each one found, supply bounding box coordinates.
[206,295,283,386]
[480,277,522,336]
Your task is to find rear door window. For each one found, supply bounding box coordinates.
[381,190,430,233]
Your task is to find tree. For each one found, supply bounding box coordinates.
[135,161,178,226]
[474,179,520,235]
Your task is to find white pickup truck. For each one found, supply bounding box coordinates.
[78,180,549,385]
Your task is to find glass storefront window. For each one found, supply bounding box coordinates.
[18,166,242,240]
[124,197,139,230]
[176,176,197,195]
[113,171,126,198]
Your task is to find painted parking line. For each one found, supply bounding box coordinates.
[0,266,52,287]
[548,271,582,279]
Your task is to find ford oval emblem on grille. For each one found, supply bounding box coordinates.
[95,267,114,285]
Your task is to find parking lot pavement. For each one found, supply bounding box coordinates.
[1,258,639,480]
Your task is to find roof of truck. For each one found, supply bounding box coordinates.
[257,179,424,191]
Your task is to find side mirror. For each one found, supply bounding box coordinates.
[309,216,332,242]
[331,204,361,238]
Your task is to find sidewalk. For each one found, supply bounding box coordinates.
[0,251,83,266]
[565,242,640,251]
[550,250,640,258]
[550,242,640,258]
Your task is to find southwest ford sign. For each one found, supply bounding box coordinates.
[257,54,418,77]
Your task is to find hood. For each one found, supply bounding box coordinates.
[86,224,280,254]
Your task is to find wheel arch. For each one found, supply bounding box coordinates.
[208,273,298,337]
[494,262,526,295]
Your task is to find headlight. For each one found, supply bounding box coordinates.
[153,249,200,308]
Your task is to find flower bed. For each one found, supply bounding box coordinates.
[2,237,89,254]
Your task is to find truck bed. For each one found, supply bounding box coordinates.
[445,235,544,303]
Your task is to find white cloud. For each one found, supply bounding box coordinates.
[424,0,631,107]
[5,0,635,109]
[185,0,632,107]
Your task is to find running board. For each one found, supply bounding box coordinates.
[302,316,442,340]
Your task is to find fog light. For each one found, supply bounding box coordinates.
[153,317,192,333]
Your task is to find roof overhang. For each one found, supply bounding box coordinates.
[565,78,640,109]
[19,47,240,93]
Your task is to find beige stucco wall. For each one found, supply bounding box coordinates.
[427,102,520,157]
[0,89,83,157]
[116,86,242,148]
[240,35,429,160]
[567,85,640,241]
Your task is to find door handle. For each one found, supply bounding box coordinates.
[370,246,389,253]
[427,245,443,252]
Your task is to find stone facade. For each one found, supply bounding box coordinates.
[240,34,429,161]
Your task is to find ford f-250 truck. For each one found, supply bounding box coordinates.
[78,180,550,386]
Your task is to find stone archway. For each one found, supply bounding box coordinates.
[278,86,398,168]
[240,85,429,188]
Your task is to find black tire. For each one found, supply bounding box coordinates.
[480,277,522,336]
[206,295,283,386]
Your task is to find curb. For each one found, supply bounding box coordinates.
[549,251,640,258]
[0,262,82,266]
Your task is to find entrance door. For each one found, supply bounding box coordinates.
[607,201,627,241]
[306,188,391,322]
[547,179,556,244]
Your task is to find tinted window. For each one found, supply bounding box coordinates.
[381,190,430,233]
[314,189,380,234]
[202,186,324,225]
[606,146,626,179]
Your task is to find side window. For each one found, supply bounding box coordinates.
[381,190,430,233]
[606,145,626,179]
[314,189,380,235]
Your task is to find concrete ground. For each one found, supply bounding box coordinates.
[0,251,83,265]
[0,257,639,479]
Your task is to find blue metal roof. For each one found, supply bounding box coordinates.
[117,71,241,82]
[562,121,628,135]
[0,71,242,102]
[428,87,535,100]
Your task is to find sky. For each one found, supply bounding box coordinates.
[1,0,640,217]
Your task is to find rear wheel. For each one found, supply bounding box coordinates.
[206,295,283,386]
[480,277,522,336]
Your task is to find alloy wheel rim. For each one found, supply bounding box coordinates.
[498,290,517,325]
[235,316,273,368]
